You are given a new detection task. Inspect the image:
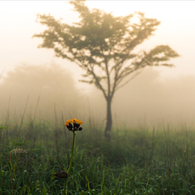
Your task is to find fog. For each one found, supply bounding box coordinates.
[82,66,195,128]
[1,63,195,129]
[1,1,195,129]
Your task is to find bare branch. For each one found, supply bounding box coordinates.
[115,69,144,91]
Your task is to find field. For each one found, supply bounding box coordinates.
[1,113,195,195]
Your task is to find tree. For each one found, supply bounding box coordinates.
[0,63,81,121]
[33,0,179,139]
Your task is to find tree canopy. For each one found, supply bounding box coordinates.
[33,0,179,138]
[0,63,82,121]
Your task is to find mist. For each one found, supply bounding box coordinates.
[0,63,195,129]
[1,1,195,130]
[83,66,195,128]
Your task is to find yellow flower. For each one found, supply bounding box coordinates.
[64,122,69,127]
[64,118,83,132]
[72,118,83,125]
[65,119,73,126]
[72,118,77,123]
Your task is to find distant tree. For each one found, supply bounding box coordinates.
[0,63,81,120]
[33,0,179,139]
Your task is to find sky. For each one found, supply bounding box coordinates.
[0,1,195,95]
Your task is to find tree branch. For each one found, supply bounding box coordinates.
[115,69,144,91]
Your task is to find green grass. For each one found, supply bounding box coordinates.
[1,117,195,195]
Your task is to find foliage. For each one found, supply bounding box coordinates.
[1,116,195,194]
[0,63,82,121]
[33,0,180,138]
[33,0,179,96]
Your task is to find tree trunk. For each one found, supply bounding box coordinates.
[104,97,112,140]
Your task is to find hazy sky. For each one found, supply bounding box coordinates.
[0,1,195,94]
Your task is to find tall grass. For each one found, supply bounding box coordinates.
[1,111,195,194]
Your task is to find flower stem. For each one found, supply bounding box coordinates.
[68,132,75,173]
[64,132,76,195]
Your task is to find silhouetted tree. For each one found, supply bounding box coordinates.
[33,0,179,139]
